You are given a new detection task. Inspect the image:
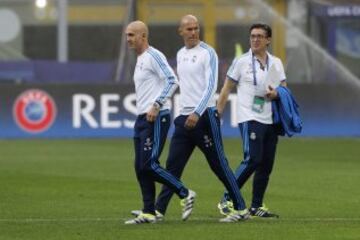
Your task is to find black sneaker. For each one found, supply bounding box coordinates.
[249,205,279,218]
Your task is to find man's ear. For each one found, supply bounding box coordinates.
[178,27,182,36]
[266,37,271,46]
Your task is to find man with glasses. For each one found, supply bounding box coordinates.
[216,23,287,218]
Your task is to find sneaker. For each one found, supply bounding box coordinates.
[180,189,196,221]
[130,210,142,217]
[124,213,156,224]
[219,209,250,223]
[130,210,164,221]
[217,200,234,216]
[249,205,279,218]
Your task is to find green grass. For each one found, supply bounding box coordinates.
[0,138,359,240]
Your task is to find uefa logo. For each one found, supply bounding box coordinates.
[13,89,57,133]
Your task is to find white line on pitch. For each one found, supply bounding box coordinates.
[1,217,360,223]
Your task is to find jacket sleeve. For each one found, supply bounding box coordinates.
[194,47,218,116]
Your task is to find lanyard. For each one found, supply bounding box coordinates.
[251,54,269,86]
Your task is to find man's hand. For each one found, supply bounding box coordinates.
[184,113,200,129]
[217,108,224,119]
[266,85,278,100]
[217,78,236,118]
[146,106,160,122]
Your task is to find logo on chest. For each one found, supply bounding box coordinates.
[136,62,144,70]
[182,55,197,63]
[245,63,254,74]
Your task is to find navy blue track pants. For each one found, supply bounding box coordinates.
[134,110,188,214]
[155,107,246,214]
[226,121,278,208]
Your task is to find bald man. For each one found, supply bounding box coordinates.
[152,15,250,222]
[124,21,196,225]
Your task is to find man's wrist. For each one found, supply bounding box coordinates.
[153,101,161,110]
[193,111,201,118]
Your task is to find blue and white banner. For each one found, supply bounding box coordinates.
[311,3,360,17]
[0,85,239,138]
[0,84,359,138]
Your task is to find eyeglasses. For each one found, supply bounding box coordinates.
[250,34,267,40]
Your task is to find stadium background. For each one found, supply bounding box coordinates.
[0,0,359,138]
[1,1,360,240]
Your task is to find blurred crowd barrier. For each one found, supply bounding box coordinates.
[0,0,359,84]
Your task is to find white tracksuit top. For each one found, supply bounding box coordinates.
[133,46,178,115]
[176,41,218,116]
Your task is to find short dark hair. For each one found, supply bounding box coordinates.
[249,23,272,38]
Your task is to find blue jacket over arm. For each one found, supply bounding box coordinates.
[272,86,302,137]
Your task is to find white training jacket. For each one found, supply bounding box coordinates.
[133,46,178,115]
[176,41,218,116]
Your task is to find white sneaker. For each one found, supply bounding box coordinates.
[219,209,250,223]
[130,210,164,221]
[130,210,142,217]
[217,200,234,216]
[124,213,156,224]
[180,189,196,221]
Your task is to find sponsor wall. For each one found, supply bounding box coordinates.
[1,84,359,138]
[1,84,135,138]
[2,84,238,138]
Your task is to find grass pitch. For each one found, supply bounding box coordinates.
[0,138,359,240]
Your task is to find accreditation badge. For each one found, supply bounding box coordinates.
[252,96,265,113]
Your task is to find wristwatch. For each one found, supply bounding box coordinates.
[153,101,161,110]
